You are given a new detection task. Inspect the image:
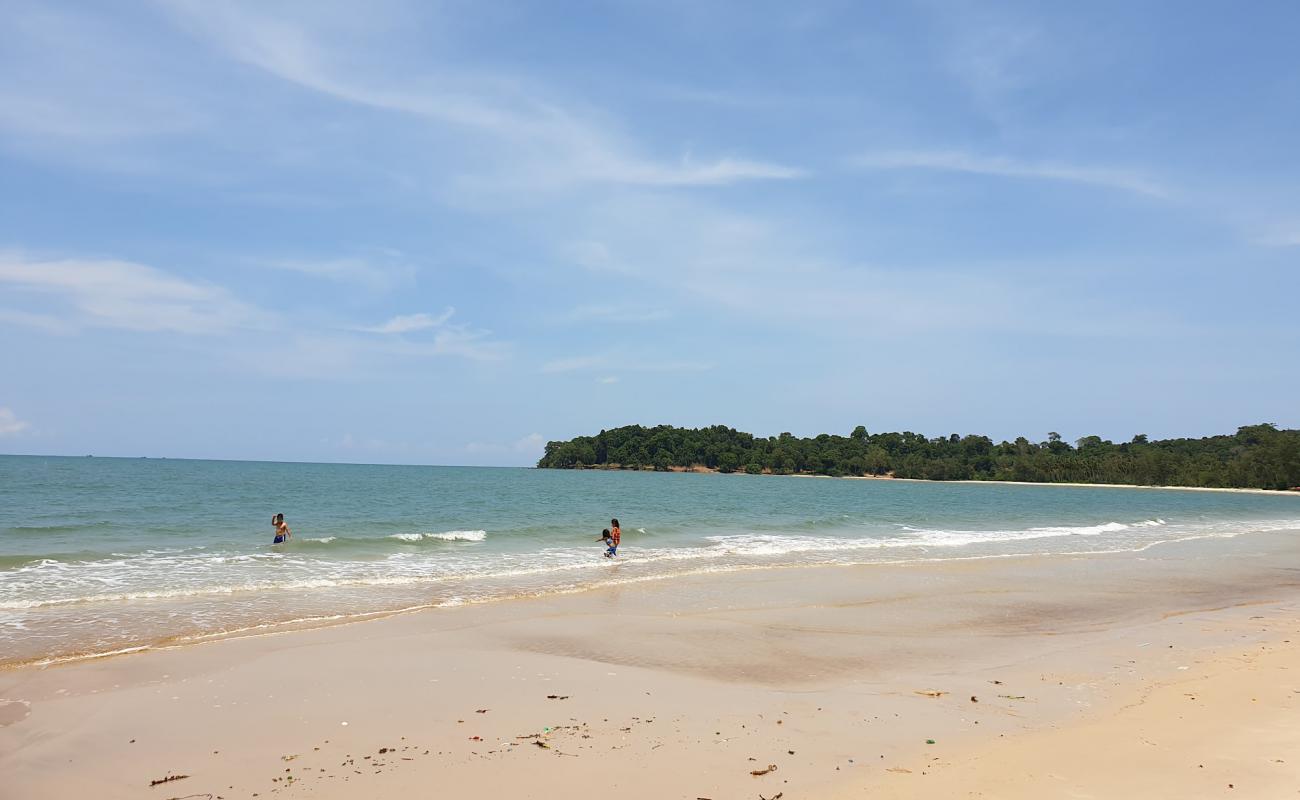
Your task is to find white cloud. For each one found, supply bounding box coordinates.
[420,325,508,361]
[0,308,75,334]
[562,304,672,324]
[851,150,1167,197]
[0,7,207,143]
[163,2,803,190]
[262,257,416,291]
[1250,224,1300,247]
[357,308,456,334]
[0,408,30,437]
[0,248,506,374]
[542,355,606,373]
[464,432,546,458]
[589,156,805,187]
[0,253,258,334]
[563,241,627,274]
[513,433,545,454]
[238,320,508,379]
[597,376,619,384]
[542,354,710,374]
[947,22,1045,107]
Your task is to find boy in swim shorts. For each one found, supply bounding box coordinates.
[272,513,290,544]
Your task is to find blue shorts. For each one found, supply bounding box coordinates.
[273,535,286,544]
[605,544,617,556]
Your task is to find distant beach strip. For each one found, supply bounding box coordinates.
[538,423,1300,490]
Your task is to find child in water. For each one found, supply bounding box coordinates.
[606,518,621,558]
[597,528,613,557]
[272,513,291,544]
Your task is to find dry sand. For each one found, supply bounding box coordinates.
[2,533,1298,799]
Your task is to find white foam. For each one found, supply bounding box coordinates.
[387,530,486,543]
[425,530,487,542]
[704,520,1151,557]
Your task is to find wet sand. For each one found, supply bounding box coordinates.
[1,532,1298,799]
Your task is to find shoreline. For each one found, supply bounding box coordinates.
[3,531,1298,798]
[560,465,1300,495]
[9,517,1300,672]
[8,523,1295,673]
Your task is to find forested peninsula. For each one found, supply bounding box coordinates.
[537,423,1300,490]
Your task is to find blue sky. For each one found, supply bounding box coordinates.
[1,0,1298,466]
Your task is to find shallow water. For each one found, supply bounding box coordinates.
[2,455,1298,666]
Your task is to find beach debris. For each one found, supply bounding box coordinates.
[340,721,348,726]
[758,793,784,800]
[886,767,912,774]
[149,774,190,787]
[476,709,489,714]
[925,739,936,745]
[532,740,551,750]
[750,764,778,776]
[914,690,947,698]
[989,680,1003,685]
[545,695,570,700]
[997,695,1027,700]
[280,754,297,762]
[970,696,979,703]
[468,736,482,741]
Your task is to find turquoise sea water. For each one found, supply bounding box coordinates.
[3,454,1299,666]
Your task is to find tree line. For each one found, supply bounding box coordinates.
[536,423,1300,490]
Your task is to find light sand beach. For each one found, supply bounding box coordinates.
[2,532,1298,799]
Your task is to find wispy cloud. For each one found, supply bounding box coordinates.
[1250,223,1300,248]
[591,157,805,186]
[0,253,259,334]
[0,251,506,369]
[356,308,456,334]
[851,150,1168,197]
[0,308,76,335]
[464,432,546,458]
[163,2,803,190]
[407,325,508,361]
[561,304,672,324]
[542,355,606,374]
[262,256,417,291]
[542,354,711,374]
[0,7,206,143]
[0,407,31,437]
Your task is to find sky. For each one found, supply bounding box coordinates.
[1,0,1298,466]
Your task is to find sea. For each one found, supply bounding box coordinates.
[3,454,1298,668]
